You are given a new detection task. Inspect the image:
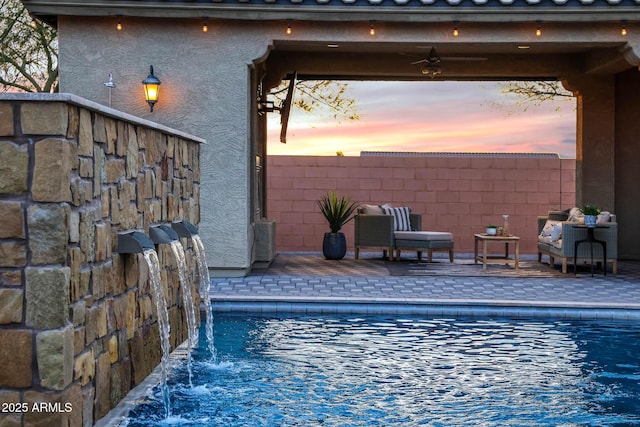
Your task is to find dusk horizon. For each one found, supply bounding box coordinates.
[267,80,577,159]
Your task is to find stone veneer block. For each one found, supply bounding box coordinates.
[21,102,68,135]
[78,108,93,156]
[69,247,86,302]
[93,113,107,143]
[0,270,21,286]
[105,158,125,183]
[95,222,111,262]
[27,203,70,265]
[0,103,13,136]
[73,348,95,387]
[79,209,96,263]
[0,289,23,324]
[32,138,73,202]
[0,201,24,239]
[126,126,139,179]
[0,141,28,194]
[94,145,105,198]
[25,266,70,329]
[0,329,32,387]
[105,117,117,154]
[129,332,147,385]
[72,300,86,326]
[94,351,111,419]
[126,292,136,339]
[0,241,26,267]
[36,326,73,390]
[0,390,21,426]
[96,302,108,338]
[69,210,80,243]
[108,335,118,364]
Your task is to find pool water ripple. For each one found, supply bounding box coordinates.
[125,315,640,426]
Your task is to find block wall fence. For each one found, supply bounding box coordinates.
[0,94,202,426]
[267,155,576,255]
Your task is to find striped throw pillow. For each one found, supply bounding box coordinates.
[382,206,411,231]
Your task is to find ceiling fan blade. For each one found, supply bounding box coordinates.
[440,56,489,61]
[410,59,429,65]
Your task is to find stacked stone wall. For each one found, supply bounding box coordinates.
[0,95,202,426]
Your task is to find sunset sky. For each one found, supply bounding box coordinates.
[267,81,577,158]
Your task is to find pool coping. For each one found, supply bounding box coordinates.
[211,296,640,319]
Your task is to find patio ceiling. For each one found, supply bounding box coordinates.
[262,39,635,88]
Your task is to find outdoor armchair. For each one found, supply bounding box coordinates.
[537,214,618,274]
[353,209,421,259]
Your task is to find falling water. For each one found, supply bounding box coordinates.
[142,249,172,419]
[168,240,198,387]
[192,235,216,362]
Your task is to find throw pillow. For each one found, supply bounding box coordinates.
[361,204,385,215]
[382,206,411,231]
[540,219,561,237]
[550,223,563,242]
[568,207,584,224]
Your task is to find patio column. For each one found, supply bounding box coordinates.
[563,75,616,211]
[614,69,640,259]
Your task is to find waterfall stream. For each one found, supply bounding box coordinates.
[168,240,198,387]
[192,235,216,362]
[142,249,172,419]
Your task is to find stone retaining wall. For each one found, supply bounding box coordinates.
[0,94,203,426]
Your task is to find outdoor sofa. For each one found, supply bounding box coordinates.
[354,204,454,262]
[537,208,618,274]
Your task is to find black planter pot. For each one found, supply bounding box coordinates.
[322,232,347,260]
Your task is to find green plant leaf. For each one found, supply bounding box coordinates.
[317,191,358,233]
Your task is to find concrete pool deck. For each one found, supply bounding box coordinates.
[210,252,640,319]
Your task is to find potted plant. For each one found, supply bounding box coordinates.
[317,191,358,260]
[579,204,602,228]
[486,224,498,236]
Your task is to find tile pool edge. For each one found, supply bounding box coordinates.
[211,297,640,319]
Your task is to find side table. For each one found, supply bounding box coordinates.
[474,234,520,270]
[573,225,608,276]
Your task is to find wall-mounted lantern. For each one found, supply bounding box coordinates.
[142,65,161,112]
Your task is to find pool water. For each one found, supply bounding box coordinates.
[125,315,640,426]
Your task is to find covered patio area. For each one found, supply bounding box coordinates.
[23,0,640,276]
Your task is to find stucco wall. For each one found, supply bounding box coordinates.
[267,155,576,255]
[0,94,202,426]
[56,17,273,275]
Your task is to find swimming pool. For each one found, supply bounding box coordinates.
[124,315,640,426]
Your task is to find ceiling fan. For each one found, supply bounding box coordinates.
[409,47,487,77]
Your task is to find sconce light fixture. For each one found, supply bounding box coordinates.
[116,16,123,31]
[142,65,161,112]
[369,20,376,36]
[621,23,628,36]
[202,18,209,33]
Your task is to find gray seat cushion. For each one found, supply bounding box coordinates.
[394,231,453,241]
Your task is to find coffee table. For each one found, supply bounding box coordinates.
[474,234,520,270]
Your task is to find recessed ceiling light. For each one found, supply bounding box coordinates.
[517,45,530,49]
[327,44,339,48]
